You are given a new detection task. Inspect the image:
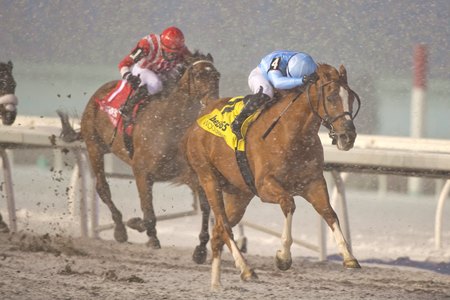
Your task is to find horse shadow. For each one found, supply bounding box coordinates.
[328,254,450,275]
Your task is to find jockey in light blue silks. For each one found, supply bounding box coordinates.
[231,50,318,138]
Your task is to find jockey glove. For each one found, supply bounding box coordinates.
[123,72,141,90]
[303,72,319,84]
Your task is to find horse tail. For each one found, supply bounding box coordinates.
[56,110,82,143]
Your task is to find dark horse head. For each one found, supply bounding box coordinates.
[0,61,18,125]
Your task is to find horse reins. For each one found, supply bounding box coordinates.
[261,86,306,140]
[308,80,360,126]
[262,77,361,140]
[307,80,361,142]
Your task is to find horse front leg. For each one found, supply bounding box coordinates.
[129,170,160,249]
[257,175,296,270]
[89,150,127,242]
[304,176,360,268]
[192,187,210,264]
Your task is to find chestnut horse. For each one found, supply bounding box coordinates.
[183,63,361,289]
[59,51,220,263]
[0,61,18,233]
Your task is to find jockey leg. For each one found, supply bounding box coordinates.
[120,85,149,127]
[231,87,271,140]
[120,66,161,128]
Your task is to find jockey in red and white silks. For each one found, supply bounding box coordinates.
[118,26,190,95]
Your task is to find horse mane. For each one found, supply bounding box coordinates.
[160,50,213,97]
[316,63,340,81]
[272,63,340,101]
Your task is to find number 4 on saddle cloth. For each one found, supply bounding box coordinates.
[197,96,262,152]
[96,80,146,155]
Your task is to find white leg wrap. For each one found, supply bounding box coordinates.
[332,222,355,261]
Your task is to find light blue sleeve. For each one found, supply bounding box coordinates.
[268,70,304,90]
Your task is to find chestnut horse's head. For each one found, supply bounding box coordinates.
[179,52,220,106]
[308,64,360,151]
[0,61,18,125]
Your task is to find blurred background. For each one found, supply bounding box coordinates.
[1,1,450,263]
[1,0,449,137]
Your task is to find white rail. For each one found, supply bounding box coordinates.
[0,117,448,259]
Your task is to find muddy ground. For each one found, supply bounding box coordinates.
[0,232,449,300]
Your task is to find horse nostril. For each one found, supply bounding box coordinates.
[344,120,355,132]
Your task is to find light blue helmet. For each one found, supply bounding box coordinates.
[286,53,317,79]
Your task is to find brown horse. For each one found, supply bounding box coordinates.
[0,61,18,126]
[59,51,220,263]
[182,63,361,289]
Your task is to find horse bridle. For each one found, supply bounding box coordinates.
[262,75,361,141]
[306,78,361,140]
[185,59,217,108]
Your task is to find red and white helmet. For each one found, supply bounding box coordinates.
[160,26,185,53]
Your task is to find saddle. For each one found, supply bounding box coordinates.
[197,96,262,152]
[96,80,146,156]
[96,81,138,133]
[197,96,263,195]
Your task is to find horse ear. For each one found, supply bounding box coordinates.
[207,53,214,63]
[339,64,347,83]
[7,61,13,71]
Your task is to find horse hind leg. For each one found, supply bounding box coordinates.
[304,178,360,268]
[192,187,210,264]
[210,218,257,291]
[206,183,257,289]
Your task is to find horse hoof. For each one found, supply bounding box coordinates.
[146,238,161,249]
[240,268,258,282]
[114,224,128,243]
[275,255,292,271]
[344,259,361,269]
[210,283,223,292]
[126,217,146,232]
[192,245,207,264]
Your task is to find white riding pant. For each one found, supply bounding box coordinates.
[248,67,274,99]
[131,65,163,95]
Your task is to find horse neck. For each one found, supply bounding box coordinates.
[275,88,322,139]
[157,80,204,121]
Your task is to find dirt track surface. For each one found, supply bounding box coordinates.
[0,232,449,300]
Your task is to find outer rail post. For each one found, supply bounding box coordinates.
[74,148,89,238]
[435,179,450,249]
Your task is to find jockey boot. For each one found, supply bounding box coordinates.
[231,89,270,140]
[121,85,149,128]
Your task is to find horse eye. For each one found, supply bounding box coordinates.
[327,93,338,102]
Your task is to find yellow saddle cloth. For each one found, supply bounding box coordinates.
[197,96,261,151]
